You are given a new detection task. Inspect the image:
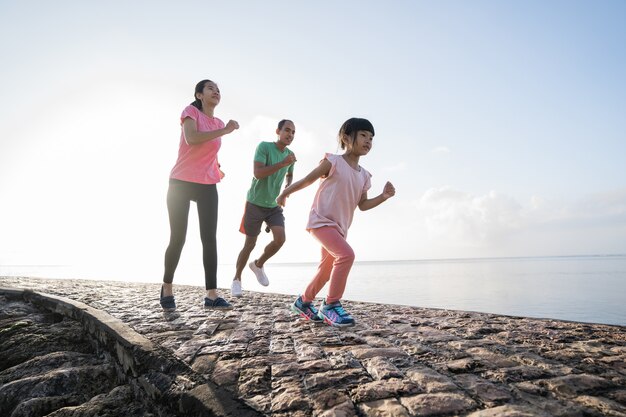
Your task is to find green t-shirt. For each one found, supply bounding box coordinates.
[246,141,295,208]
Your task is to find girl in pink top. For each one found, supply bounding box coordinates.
[277,118,396,327]
[160,80,239,312]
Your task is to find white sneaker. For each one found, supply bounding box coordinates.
[249,261,269,286]
[231,279,243,297]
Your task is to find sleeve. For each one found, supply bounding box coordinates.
[253,142,268,164]
[180,105,199,124]
[363,169,372,193]
[287,149,295,175]
[323,153,338,179]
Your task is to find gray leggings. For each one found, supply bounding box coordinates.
[163,178,218,290]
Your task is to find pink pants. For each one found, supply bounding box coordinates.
[303,226,355,304]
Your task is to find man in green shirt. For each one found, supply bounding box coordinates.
[231,119,297,297]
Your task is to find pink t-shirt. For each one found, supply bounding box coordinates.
[169,105,224,184]
[307,154,372,237]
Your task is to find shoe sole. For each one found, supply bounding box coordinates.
[204,305,234,310]
[290,304,322,322]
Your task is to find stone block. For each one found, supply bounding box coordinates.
[357,398,411,417]
[454,373,512,405]
[539,374,615,398]
[406,365,458,392]
[399,392,476,416]
[349,378,420,403]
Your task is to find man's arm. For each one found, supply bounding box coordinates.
[284,173,293,188]
[253,153,296,179]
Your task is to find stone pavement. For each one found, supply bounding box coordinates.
[1,276,625,417]
[0,293,179,417]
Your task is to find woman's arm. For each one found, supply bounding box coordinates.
[276,159,331,207]
[183,118,239,145]
[358,181,396,211]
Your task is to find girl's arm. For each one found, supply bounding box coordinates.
[358,181,396,211]
[183,118,239,145]
[276,159,331,207]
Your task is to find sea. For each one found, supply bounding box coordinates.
[1,255,625,326]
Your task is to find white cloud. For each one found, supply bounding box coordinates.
[413,186,626,256]
[417,187,523,246]
[430,146,451,154]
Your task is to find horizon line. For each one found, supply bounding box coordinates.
[274,253,626,265]
[3,253,625,269]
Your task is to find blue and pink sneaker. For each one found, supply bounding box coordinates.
[291,296,323,322]
[318,299,355,327]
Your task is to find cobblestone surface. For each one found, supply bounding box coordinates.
[0,296,178,416]
[1,276,625,416]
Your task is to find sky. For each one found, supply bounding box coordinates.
[0,1,625,283]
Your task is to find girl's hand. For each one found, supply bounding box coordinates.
[219,168,225,179]
[383,181,396,200]
[276,193,287,207]
[225,120,239,134]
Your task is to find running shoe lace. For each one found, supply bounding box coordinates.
[334,305,348,317]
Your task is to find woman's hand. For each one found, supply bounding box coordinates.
[224,120,239,134]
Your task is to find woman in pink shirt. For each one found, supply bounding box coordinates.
[277,118,396,327]
[160,80,239,311]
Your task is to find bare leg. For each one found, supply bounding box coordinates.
[255,226,286,267]
[162,282,173,297]
[235,236,257,280]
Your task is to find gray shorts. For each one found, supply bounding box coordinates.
[239,201,285,237]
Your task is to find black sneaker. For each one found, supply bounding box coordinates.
[204,297,233,310]
[160,286,176,312]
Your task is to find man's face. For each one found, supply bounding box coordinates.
[277,121,295,146]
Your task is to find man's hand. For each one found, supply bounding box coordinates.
[282,153,296,167]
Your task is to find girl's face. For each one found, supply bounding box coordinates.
[346,130,373,155]
[198,82,221,106]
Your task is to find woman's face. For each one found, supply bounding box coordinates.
[198,82,221,105]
